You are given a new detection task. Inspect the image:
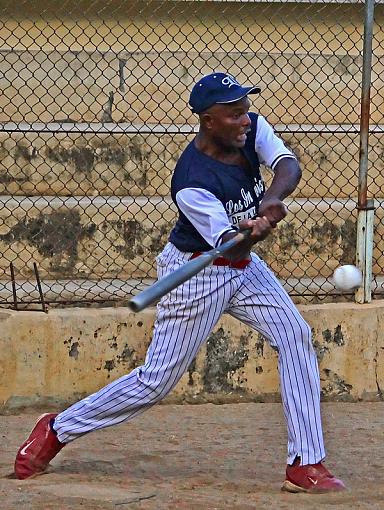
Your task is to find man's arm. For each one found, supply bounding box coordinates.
[221,157,301,260]
[263,156,301,202]
[258,156,301,227]
[221,116,303,258]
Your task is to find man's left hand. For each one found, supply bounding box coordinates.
[258,198,288,228]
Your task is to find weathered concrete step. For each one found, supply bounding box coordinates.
[1,195,383,281]
[0,195,176,280]
[1,49,382,125]
[0,130,188,197]
[1,125,384,198]
[2,128,383,198]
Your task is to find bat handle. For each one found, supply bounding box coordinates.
[128,228,252,312]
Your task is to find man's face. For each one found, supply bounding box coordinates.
[203,96,252,149]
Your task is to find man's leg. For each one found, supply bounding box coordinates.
[228,254,345,492]
[14,244,234,478]
[54,288,226,442]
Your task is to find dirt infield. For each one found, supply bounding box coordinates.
[1,402,383,509]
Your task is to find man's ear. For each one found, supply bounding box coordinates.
[200,112,213,129]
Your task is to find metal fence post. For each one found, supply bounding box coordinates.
[356,0,375,304]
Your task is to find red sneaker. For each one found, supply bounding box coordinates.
[282,458,346,493]
[14,413,65,480]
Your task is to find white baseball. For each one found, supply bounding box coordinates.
[333,265,363,291]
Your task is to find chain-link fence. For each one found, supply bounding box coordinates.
[0,0,383,308]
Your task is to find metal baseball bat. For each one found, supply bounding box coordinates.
[128,229,251,312]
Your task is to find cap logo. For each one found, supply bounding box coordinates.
[189,72,260,113]
[221,75,239,88]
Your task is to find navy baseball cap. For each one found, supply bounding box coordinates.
[189,72,261,114]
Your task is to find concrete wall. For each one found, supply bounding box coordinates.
[1,301,383,412]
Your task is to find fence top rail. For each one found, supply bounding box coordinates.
[189,0,384,4]
[0,122,383,135]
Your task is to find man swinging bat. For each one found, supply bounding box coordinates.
[14,72,345,493]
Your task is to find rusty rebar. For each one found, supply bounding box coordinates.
[33,262,48,313]
[9,262,18,310]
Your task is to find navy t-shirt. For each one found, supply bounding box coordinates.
[169,112,265,252]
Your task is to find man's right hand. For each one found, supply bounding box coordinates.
[239,217,273,243]
[222,217,273,262]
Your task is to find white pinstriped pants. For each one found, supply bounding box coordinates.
[54,242,326,465]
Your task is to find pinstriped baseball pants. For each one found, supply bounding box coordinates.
[54,242,326,466]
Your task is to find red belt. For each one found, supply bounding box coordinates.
[190,252,251,269]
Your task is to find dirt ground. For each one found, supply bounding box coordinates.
[1,402,383,510]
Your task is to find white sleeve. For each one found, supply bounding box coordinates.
[255,115,297,171]
[175,188,237,248]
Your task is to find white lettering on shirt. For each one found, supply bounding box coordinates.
[230,206,257,225]
[254,178,264,198]
[226,187,255,216]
